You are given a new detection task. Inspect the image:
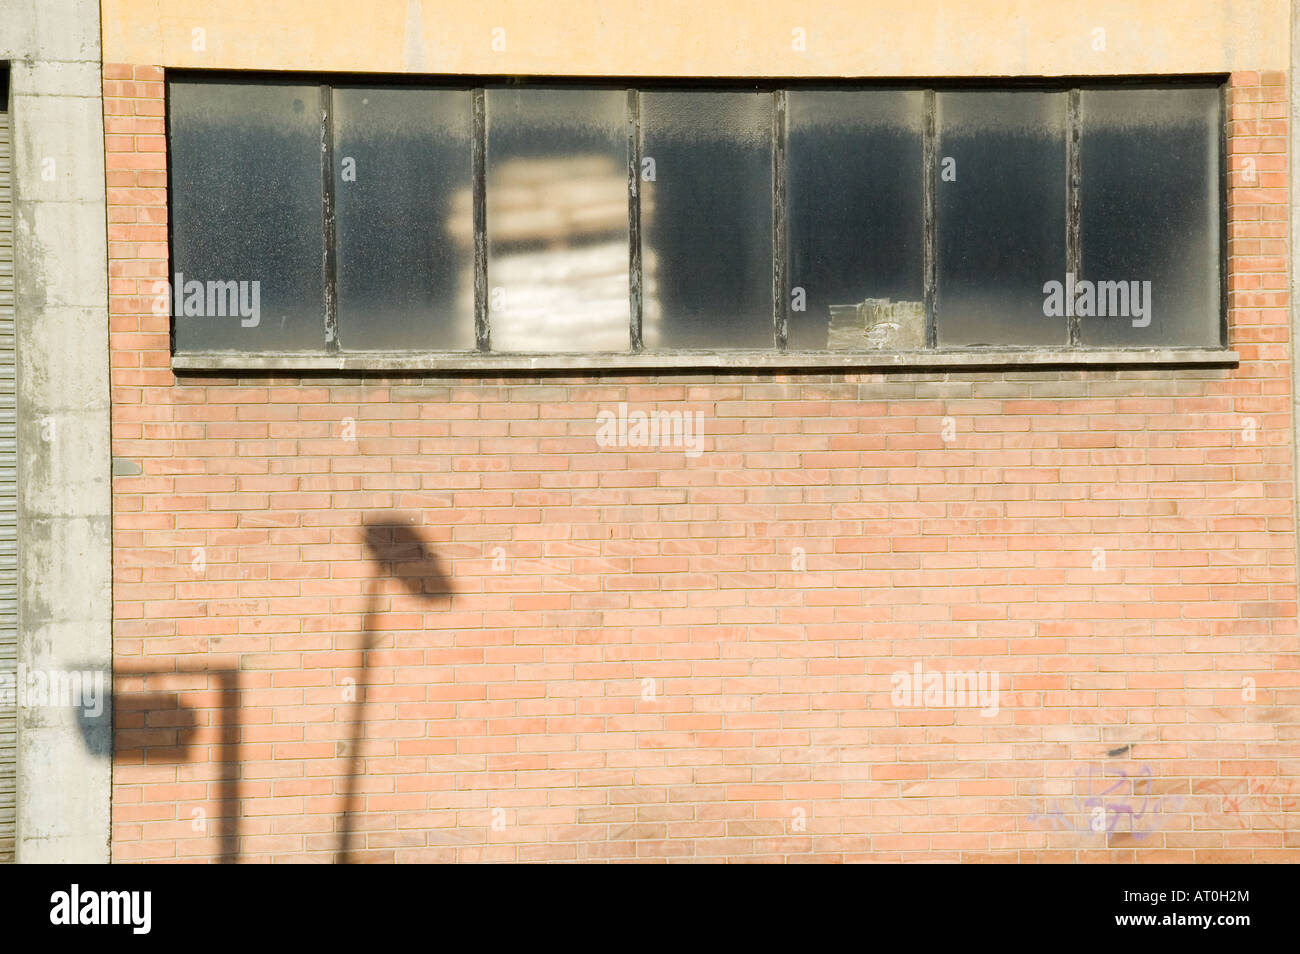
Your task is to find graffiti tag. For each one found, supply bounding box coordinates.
[1028,763,1184,840]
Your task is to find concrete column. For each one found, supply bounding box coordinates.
[0,0,112,863]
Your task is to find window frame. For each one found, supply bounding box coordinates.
[164,70,1235,371]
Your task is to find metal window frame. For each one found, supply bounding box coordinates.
[163,70,1232,366]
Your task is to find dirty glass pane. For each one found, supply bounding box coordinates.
[485,87,629,352]
[169,80,326,351]
[787,90,925,351]
[333,87,474,351]
[936,90,1068,347]
[1079,87,1221,348]
[639,90,774,350]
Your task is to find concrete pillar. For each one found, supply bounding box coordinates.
[0,0,112,863]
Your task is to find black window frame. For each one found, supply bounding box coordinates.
[164,71,1230,363]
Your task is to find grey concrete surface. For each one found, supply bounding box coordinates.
[0,0,112,864]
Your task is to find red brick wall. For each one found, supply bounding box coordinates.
[106,66,1300,862]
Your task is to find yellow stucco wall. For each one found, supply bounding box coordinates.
[102,0,1287,75]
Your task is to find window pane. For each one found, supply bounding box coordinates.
[936,90,1067,347]
[169,80,325,351]
[640,90,773,350]
[485,87,629,352]
[1079,87,1221,348]
[333,87,474,351]
[787,90,925,351]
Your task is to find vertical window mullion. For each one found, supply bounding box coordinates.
[773,89,788,352]
[923,88,937,349]
[628,88,643,353]
[320,83,339,352]
[472,87,489,352]
[1067,87,1081,347]
[1218,83,1229,348]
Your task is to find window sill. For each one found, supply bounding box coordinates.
[170,347,1239,374]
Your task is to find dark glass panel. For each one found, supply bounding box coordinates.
[1079,87,1221,347]
[170,80,325,351]
[936,90,1068,347]
[333,86,474,351]
[639,90,774,350]
[787,89,925,351]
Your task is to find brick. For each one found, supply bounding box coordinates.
[103,66,1300,864]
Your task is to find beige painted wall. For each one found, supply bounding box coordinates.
[102,0,1287,74]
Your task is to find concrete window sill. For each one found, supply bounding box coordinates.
[171,348,1240,374]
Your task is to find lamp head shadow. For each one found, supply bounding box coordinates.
[361,516,452,601]
[66,665,112,757]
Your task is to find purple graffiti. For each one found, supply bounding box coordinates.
[1028,763,1184,840]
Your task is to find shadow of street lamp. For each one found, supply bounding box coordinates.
[336,515,452,863]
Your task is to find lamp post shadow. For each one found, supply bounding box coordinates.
[80,513,450,863]
[336,515,452,863]
[105,663,241,861]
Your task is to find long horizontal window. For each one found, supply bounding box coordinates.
[166,76,1225,357]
